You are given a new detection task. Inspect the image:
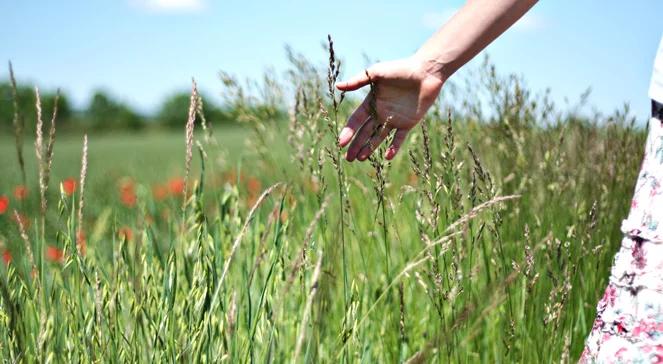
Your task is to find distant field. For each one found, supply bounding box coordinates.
[0,127,249,186]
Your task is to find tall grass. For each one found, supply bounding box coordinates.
[0,45,645,363]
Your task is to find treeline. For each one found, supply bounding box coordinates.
[0,81,283,133]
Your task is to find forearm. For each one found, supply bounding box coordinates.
[414,0,537,81]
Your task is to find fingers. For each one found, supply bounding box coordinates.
[385,129,408,160]
[336,72,370,91]
[339,97,370,147]
[336,67,379,91]
[356,125,392,161]
[345,117,376,162]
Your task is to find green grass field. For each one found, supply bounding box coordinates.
[0,57,650,362]
[0,128,249,190]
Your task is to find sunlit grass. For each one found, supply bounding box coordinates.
[0,50,648,362]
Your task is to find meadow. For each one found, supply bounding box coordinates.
[0,41,649,362]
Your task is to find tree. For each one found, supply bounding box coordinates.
[86,90,144,130]
[0,81,73,133]
[158,91,232,129]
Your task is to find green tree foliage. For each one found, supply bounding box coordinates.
[158,91,233,128]
[1,80,264,133]
[0,82,73,133]
[157,92,193,128]
[85,90,144,130]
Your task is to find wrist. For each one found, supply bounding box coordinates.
[408,54,449,90]
[410,53,453,85]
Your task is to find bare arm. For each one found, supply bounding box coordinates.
[416,0,538,82]
[337,0,538,162]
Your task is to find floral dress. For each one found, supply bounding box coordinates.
[581,116,663,363]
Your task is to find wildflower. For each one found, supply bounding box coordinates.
[118,226,133,242]
[119,179,134,192]
[246,177,261,206]
[2,250,11,265]
[0,195,8,214]
[46,246,63,263]
[153,184,168,201]
[14,185,27,200]
[119,179,136,208]
[62,177,77,196]
[121,191,136,207]
[168,177,185,196]
[247,177,262,195]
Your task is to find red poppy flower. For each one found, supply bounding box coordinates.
[62,178,77,196]
[119,179,136,207]
[120,180,133,192]
[0,195,8,214]
[46,246,63,263]
[247,177,262,195]
[152,184,168,201]
[119,179,135,194]
[121,191,136,207]
[118,226,133,241]
[2,250,11,265]
[168,177,185,196]
[14,185,27,200]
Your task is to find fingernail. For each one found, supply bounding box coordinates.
[339,128,352,143]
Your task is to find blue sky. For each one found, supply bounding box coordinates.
[1,1,661,121]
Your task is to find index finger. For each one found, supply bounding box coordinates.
[339,97,371,147]
[336,71,371,91]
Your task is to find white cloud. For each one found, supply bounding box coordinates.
[131,0,205,13]
[422,8,545,32]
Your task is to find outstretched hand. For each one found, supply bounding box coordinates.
[336,57,444,162]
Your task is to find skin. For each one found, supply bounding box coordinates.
[337,0,538,162]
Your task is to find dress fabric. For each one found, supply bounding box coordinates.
[580,117,663,363]
[649,35,663,104]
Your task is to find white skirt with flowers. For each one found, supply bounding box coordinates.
[581,117,663,363]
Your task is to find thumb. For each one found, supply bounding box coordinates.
[336,70,375,91]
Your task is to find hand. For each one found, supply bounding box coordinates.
[336,57,444,162]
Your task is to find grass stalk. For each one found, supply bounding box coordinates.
[9,61,26,187]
